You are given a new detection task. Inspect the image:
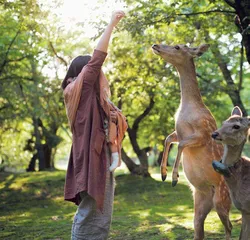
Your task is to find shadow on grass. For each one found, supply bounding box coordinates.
[0,171,242,240]
[0,171,74,240]
[111,174,241,240]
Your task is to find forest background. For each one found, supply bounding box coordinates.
[1,0,250,177]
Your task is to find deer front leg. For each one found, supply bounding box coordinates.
[240,213,250,240]
[172,132,206,187]
[161,131,178,181]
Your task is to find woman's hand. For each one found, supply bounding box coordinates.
[109,10,125,28]
[96,10,125,54]
[110,111,118,123]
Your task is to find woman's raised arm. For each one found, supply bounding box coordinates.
[95,10,125,53]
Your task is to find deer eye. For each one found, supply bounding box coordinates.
[174,45,180,50]
[233,125,240,129]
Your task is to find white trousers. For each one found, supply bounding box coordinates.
[71,148,115,240]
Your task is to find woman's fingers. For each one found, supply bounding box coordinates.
[110,111,117,123]
[110,10,125,27]
[114,10,125,16]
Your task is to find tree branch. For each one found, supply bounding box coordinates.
[196,73,210,83]
[0,103,11,111]
[0,28,21,76]
[49,41,68,68]
[224,0,236,9]
[126,96,155,175]
[173,9,236,16]
[132,97,155,131]
[210,42,247,116]
[141,146,152,153]
[6,56,28,63]
[0,76,33,82]
[149,9,236,25]
[239,40,244,90]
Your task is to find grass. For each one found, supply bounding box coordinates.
[0,168,242,240]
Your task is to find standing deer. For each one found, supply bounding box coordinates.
[212,106,250,240]
[152,43,232,240]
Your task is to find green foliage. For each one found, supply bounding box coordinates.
[107,0,250,158]
[108,31,180,154]
[0,1,91,169]
[0,121,33,170]
[1,0,250,170]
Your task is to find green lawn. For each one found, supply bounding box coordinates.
[0,168,241,240]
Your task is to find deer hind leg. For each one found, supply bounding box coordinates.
[172,133,205,187]
[171,143,183,187]
[161,131,178,181]
[240,213,250,240]
[193,188,213,240]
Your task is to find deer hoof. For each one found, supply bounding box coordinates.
[172,180,178,187]
[161,174,167,182]
[212,160,231,178]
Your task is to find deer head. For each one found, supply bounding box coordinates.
[212,106,250,146]
[152,43,210,66]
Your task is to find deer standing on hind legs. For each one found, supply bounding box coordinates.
[152,43,232,240]
[212,106,250,240]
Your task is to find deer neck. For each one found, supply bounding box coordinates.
[222,141,245,166]
[175,60,204,106]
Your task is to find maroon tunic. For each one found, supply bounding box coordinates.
[64,49,108,210]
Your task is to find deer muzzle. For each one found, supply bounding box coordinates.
[211,132,223,142]
[152,44,160,54]
[211,132,219,139]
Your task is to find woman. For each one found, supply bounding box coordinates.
[61,10,127,240]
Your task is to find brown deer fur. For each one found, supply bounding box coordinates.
[212,106,250,240]
[152,43,232,240]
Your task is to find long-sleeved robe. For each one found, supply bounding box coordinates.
[64,49,108,210]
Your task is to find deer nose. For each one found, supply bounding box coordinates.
[152,44,158,48]
[211,132,219,139]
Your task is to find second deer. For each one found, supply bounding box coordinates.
[152,43,232,239]
[212,106,250,240]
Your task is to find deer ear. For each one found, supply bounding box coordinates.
[192,44,210,57]
[231,106,243,117]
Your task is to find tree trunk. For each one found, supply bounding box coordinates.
[26,153,38,172]
[43,144,52,169]
[123,97,155,177]
[156,144,173,166]
[121,148,150,177]
[209,41,247,116]
[121,148,142,174]
[38,119,58,170]
[32,117,46,171]
[127,128,150,177]
[224,0,250,64]
[157,151,163,166]
[26,124,55,171]
[0,160,5,172]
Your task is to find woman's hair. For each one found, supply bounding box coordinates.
[61,55,91,90]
